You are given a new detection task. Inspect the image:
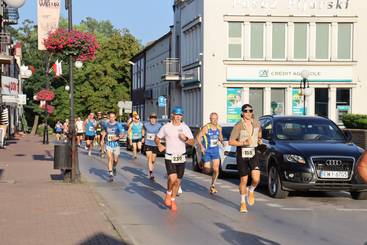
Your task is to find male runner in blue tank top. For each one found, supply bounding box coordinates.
[143,113,162,180]
[83,112,97,156]
[102,111,124,182]
[196,112,223,194]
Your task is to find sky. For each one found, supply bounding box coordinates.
[17,0,173,45]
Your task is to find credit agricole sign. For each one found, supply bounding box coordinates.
[233,0,351,10]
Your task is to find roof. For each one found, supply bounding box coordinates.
[260,115,330,121]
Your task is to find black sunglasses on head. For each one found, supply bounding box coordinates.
[242,109,253,113]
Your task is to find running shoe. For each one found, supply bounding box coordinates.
[113,167,117,176]
[247,187,255,206]
[210,185,218,194]
[177,186,183,196]
[164,194,172,207]
[149,175,155,181]
[88,151,91,156]
[240,202,248,213]
[171,200,177,211]
[108,175,113,182]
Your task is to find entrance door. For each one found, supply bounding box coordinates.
[315,88,329,117]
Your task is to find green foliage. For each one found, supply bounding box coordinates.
[342,114,367,129]
[11,17,142,126]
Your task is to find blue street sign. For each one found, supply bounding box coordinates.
[158,96,166,107]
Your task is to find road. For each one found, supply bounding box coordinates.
[78,147,367,245]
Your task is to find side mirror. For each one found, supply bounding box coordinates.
[344,130,352,143]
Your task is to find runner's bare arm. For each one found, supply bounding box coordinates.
[358,150,367,183]
[196,127,207,153]
[219,127,224,143]
[155,136,166,152]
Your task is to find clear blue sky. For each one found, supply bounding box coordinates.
[18,0,173,45]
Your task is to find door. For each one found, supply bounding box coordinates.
[315,88,329,117]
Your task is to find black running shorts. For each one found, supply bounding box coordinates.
[145,145,159,155]
[165,160,185,179]
[236,147,260,177]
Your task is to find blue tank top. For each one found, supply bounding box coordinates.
[144,122,162,146]
[205,126,220,149]
[55,123,62,133]
[104,122,124,148]
[85,119,96,136]
[131,122,143,140]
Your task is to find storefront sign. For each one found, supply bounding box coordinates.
[1,76,18,95]
[227,88,243,123]
[227,66,353,83]
[17,94,27,105]
[182,67,200,84]
[292,88,304,115]
[37,0,61,50]
[233,0,351,10]
[1,95,18,104]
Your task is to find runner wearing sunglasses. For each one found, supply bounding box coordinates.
[229,104,262,213]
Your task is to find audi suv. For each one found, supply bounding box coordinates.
[258,115,367,200]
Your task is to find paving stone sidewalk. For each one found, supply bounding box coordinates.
[0,135,125,245]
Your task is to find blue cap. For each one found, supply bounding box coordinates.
[172,106,184,115]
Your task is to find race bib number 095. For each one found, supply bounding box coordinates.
[242,148,255,158]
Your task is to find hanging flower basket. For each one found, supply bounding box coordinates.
[35,89,55,102]
[44,28,99,61]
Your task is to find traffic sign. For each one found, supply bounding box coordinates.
[158,96,166,107]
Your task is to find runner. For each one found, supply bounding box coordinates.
[196,112,223,194]
[95,111,103,150]
[83,112,97,156]
[75,117,84,147]
[54,120,63,142]
[155,106,194,211]
[143,113,162,180]
[100,113,109,158]
[63,119,69,143]
[229,104,262,213]
[128,114,144,159]
[101,112,124,182]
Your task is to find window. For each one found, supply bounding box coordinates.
[271,88,285,115]
[336,88,351,123]
[294,23,308,59]
[338,23,352,59]
[315,88,329,117]
[251,23,264,59]
[316,23,330,59]
[272,23,286,59]
[249,88,264,118]
[228,22,242,59]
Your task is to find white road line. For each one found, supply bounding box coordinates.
[230,189,238,192]
[255,198,268,202]
[266,203,283,208]
[337,208,367,212]
[281,208,313,211]
[221,185,232,189]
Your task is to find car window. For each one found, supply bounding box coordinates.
[274,119,345,141]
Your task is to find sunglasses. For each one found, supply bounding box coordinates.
[243,109,253,113]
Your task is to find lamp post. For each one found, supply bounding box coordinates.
[300,70,312,116]
[65,0,80,182]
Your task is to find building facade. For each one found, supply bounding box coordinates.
[133,0,367,127]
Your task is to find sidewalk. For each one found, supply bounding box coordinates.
[0,135,125,245]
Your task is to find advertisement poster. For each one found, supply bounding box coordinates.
[37,0,61,50]
[292,88,304,115]
[227,88,243,123]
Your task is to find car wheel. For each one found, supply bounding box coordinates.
[192,150,200,172]
[350,191,367,200]
[268,165,289,199]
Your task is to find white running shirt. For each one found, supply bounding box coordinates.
[76,120,84,133]
[157,122,194,155]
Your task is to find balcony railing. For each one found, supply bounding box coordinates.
[3,7,19,25]
[162,58,180,81]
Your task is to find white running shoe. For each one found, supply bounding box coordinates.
[177,186,183,196]
[88,151,91,156]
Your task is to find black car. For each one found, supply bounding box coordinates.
[258,115,367,200]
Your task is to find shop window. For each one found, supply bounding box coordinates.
[272,23,286,59]
[338,23,352,60]
[294,23,308,59]
[316,23,330,59]
[251,23,265,59]
[315,88,329,117]
[249,88,264,118]
[271,88,285,115]
[228,22,242,59]
[336,88,351,123]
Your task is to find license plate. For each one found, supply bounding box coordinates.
[320,171,348,179]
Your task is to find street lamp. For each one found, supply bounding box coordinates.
[300,70,312,116]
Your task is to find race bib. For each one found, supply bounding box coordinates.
[242,147,255,158]
[146,133,155,141]
[133,133,140,139]
[165,154,186,164]
[210,139,218,148]
[107,134,115,141]
[89,126,94,131]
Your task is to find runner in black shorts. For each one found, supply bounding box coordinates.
[229,104,263,213]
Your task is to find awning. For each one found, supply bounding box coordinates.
[0,54,13,64]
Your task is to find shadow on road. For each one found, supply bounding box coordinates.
[215,223,281,245]
[122,166,168,210]
[79,232,125,245]
[89,167,110,182]
[32,154,53,161]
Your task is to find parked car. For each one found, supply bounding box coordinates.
[192,124,238,177]
[258,115,367,200]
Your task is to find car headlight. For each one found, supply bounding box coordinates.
[283,154,306,164]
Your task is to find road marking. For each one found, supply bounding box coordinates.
[266,203,283,208]
[255,198,268,202]
[230,189,238,192]
[221,185,232,189]
[281,208,313,211]
[337,208,367,212]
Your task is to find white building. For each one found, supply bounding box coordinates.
[136,0,367,127]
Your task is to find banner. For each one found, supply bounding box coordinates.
[227,88,243,124]
[1,76,18,95]
[37,0,61,50]
[292,88,304,115]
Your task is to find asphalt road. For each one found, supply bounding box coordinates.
[78,147,367,245]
